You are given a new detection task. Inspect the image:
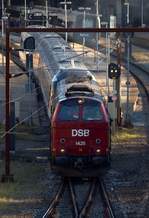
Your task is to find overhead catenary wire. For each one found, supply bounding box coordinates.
[1,104,47,138]
[0,86,41,107]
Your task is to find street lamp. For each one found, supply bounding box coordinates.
[60,0,72,42]
[78,7,91,59]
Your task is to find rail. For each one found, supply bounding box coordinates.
[42,177,116,218]
[99,179,116,218]
[42,180,66,218]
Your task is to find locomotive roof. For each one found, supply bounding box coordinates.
[54,72,102,102]
[52,68,95,83]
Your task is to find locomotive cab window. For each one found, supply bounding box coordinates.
[82,100,103,121]
[58,99,79,121]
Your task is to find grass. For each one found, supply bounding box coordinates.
[112,127,145,143]
[0,160,50,212]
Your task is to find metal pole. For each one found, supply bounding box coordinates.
[116,37,121,125]
[1,0,4,35]
[60,1,72,42]
[24,0,27,26]
[65,1,67,42]
[78,7,91,60]
[5,30,10,177]
[124,2,130,25]
[124,1,132,126]
[126,36,130,123]
[29,53,33,125]
[83,10,86,59]
[107,32,110,97]
[141,0,144,27]
[1,0,4,75]
[8,0,11,7]
[96,0,101,71]
[46,0,49,27]
[1,30,14,182]
[96,0,99,69]
[101,22,109,96]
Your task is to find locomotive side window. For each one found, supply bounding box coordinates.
[58,100,79,121]
[82,100,103,121]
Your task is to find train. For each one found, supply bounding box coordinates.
[21,30,111,174]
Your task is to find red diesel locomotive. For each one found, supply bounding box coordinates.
[50,69,111,170]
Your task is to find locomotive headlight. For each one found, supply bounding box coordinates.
[60,148,65,153]
[60,138,66,144]
[78,99,84,104]
[96,149,101,153]
[96,138,101,144]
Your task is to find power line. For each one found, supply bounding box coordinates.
[1,104,47,138]
[1,86,41,107]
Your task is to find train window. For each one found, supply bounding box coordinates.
[58,100,79,121]
[82,100,103,121]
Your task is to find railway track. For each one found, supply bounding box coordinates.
[42,177,116,218]
[111,38,149,102]
[129,62,149,140]
[129,62,149,102]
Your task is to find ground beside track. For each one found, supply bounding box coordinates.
[105,126,149,217]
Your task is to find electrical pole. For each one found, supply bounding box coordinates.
[124,1,131,126]
[24,0,27,26]
[107,32,110,98]
[1,30,14,182]
[116,37,121,126]
[101,21,109,97]
[1,5,8,77]
[60,0,72,42]
[124,2,129,25]
[1,0,4,75]
[8,0,11,7]
[141,0,144,27]
[46,0,49,27]
[78,7,91,60]
[125,36,131,124]
[96,0,102,71]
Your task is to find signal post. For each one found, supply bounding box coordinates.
[108,62,121,132]
[116,37,121,126]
